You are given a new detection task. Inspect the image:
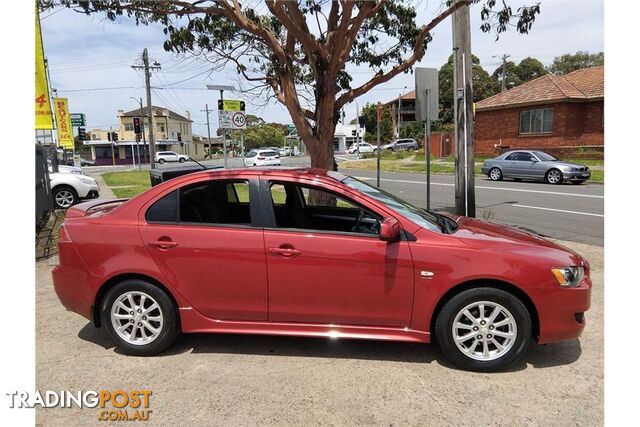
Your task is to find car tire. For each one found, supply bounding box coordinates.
[101,280,180,356]
[435,287,532,372]
[158,159,165,164]
[52,185,78,209]
[545,168,563,185]
[488,167,503,181]
[179,158,186,163]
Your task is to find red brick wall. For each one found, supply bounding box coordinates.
[474,101,604,156]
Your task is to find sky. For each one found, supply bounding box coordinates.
[40,0,604,138]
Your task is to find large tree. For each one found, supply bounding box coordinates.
[360,103,394,144]
[516,56,547,82]
[46,0,540,170]
[548,51,604,75]
[491,60,521,91]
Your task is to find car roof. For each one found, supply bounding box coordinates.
[175,167,346,182]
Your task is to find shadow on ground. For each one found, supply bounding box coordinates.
[78,323,581,372]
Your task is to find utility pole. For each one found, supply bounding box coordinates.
[132,49,161,169]
[396,92,402,138]
[201,104,213,159]
[494,54,511,92]
[452,0,475,217]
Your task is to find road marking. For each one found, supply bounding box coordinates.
[512,204,604,218]
[355,176,604,199]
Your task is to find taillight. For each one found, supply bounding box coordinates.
[59,225,71,243]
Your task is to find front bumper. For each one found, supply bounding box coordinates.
[536,277,592,343]
[563,171,591,182]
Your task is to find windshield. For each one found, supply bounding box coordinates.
[533,151,559,161]
[342,177,442,233]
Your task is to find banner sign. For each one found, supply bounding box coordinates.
[53,98,74,150]
[218,100,245,111]
[35,7,53,130]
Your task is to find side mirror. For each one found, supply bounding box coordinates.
[380,217,401,242]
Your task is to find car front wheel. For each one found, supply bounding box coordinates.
[488,167,503,181]
[545,168,563,184]
[435,287,532,372]
[179,158,186,163]
[157,158,165,164]
[101,280,179,356]
[52,186,78,209]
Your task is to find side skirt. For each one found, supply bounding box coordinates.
[179,307,431,343]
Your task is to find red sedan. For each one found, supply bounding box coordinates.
[52,168,591,371]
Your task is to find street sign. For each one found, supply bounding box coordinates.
[218,99,246,129]
[415,68,439,122]
[70,113,86,127]
[217,100,245,111]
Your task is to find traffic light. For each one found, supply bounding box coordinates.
[78,127,87,141]
[358,115,367,127]
[107,131,111,142]
[177,132,182,142]
[351,130,357,136]
[111,132,119,142]
[133,117,141,134]
[135,133,141,143]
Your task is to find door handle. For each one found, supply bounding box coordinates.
[268,247,301,257]
[147,240,179,249]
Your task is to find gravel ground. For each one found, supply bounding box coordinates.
[36,240,603,426]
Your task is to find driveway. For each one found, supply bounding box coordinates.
[36,240,603,425]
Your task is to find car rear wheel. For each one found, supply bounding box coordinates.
[488,167,503,181]
[545,168,563,184]
[52,186,78,209]
[435,287,531,372]
[158,158,165,164]
[101,280,179,356]
[179,158,186,163]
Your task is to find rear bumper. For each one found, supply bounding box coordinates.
[51,242,94,321]
[536,278,592,343]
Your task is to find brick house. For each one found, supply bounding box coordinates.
[474,66,604,157]
[383,90,417,136]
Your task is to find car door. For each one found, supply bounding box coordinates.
[512,152,539,177]
[138,177,268,321]
[261,178,415,327]
[500,152,519,177]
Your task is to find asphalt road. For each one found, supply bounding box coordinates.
[84,154,604,246]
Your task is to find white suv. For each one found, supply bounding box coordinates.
[155,151,189,164]
[244,149,281,167]
[49,172,100,209]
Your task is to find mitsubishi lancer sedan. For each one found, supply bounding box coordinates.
[52,168,591,372]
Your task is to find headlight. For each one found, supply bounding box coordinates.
[77,176,96,186]
[551,266,584,287]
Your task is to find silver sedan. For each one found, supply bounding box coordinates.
[481,150,591,184]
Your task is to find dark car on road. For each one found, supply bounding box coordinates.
[482,150,591,184]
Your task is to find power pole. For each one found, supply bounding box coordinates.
[452,0,475,217]
[201,104,213,158]
[132,49,160,169]
[494,54,511,92]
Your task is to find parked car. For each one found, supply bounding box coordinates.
[52,167,591,372]
[378,138,418,152]
[49,172,100,209]
[347,142,375,154]
[244,149,281,167]
[278,146,292,157]
[482,150,591,184]
[63,158,96,167]
[155,151,189,164]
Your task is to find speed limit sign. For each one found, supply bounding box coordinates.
[232,112,246,129]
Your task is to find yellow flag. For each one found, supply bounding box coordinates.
[53,98,74,150]
[35,7,53,129]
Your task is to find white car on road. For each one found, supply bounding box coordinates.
[244,149,281,167]
[347,142,375,154]
[49,172,100,209]
[155,151,189,164]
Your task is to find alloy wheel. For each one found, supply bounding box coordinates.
[451,301,517,361]
[54,189,75,208]
[110,291,164,346]
[547,169,561,184]
[489,168,502,181]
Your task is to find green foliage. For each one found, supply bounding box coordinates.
[548,51,604,75]
[439,54,500,124]
[516,57,548,81]
[491,60,521,90]
[399,122,425,144]
[360,103,394,144]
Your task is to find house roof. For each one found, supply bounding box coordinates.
[476,66,604,111]
[384,90,416,106]
[120,106,192,122]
